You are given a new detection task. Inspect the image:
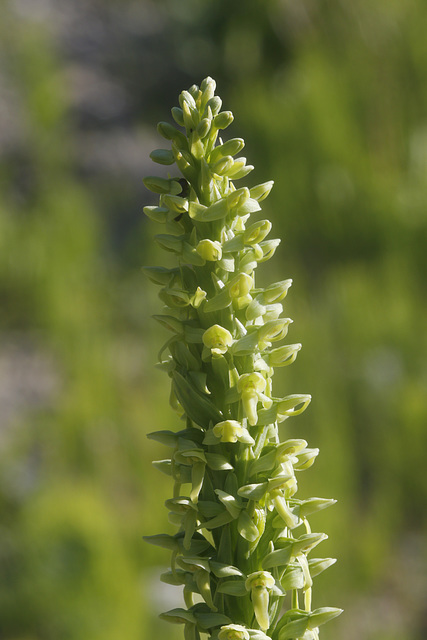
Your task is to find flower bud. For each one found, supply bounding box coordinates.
[206,95,222,115]
[209,138,245,164]
[171,106,184,126]
[202,324,233,355]
[197,117,211,139]
[196,239,222,261]
[250,180,274,202]
[214,111,234,129]
[218,625,250,640]
[243,220,272,245]
[229,273,253,299]
[261,279,292,304]
[149,148,175,165]
[213,155,234,176]
[143,176,182,195]
[157,122,188,149]
[258,318,293,349]
[267,344,302,367]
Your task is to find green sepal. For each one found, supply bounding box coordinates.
[172,371,223,427]
[216,580,247,596]
[237,510,259,542]
[280,565,304,591]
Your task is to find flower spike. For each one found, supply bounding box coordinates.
[144,77,341,639]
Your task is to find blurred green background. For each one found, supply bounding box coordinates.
[1,1,426,638]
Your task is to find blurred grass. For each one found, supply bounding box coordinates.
[0,1,426,639]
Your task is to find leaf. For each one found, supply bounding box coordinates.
[309,607,343,628]
[205,453,233,471]
[173,371,223,427]
[160,608,196,625]
[278,617,309,640]
[194,612,232,629]
[143,534,179,551]
[203,288,232,313]
[308,557,337,578]
[147,430,178,447]
[216,579,247,596]
[210,561,243,578]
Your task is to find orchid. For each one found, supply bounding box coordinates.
[144,77,341,640]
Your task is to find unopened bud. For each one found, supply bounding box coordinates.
[214,111,234,129]
[196,239,222,261]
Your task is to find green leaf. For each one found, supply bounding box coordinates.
[173,371,223,427]
[160,608,196,625]
[147,430,179,447]
[194,612,232,630]
[278,616,309,640]
[206,453,233,471]
[210,561,243,578]
[216,579,247,596]
[203,288,232,313]
[143,534,179,551]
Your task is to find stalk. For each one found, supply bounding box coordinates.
[143,77,342,640]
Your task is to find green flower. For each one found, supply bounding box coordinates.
[144,77,341,640]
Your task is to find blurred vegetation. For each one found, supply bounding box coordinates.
[0,1,426,639]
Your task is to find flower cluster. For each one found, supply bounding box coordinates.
[144,77,341,640]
